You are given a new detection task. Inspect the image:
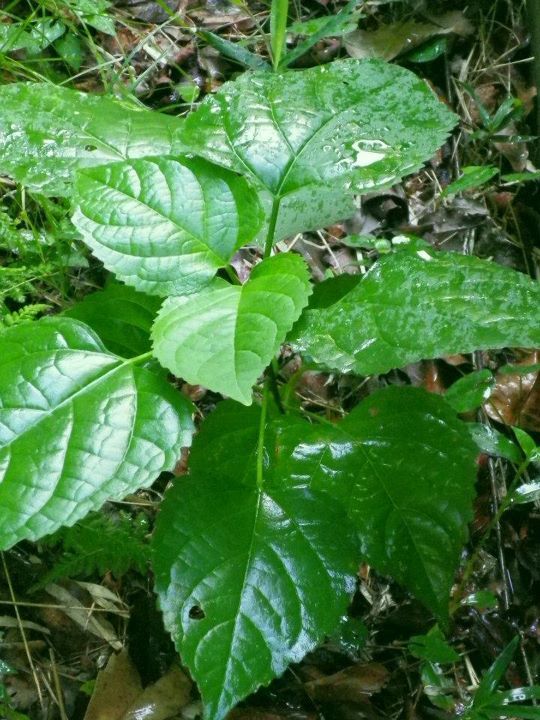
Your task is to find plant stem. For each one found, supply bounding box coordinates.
[256,381,270,489]
[126,350,154,365]
[527,0,540,164]
[264,197,281,258]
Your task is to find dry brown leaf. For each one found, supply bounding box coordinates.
[485,353,540,431]
[305,663,389,704]
[122,665,192,720]
[345,12,472,61]
[84,650,143,720]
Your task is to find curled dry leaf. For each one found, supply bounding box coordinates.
[485,354,540,431]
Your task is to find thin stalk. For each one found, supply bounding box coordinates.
[256,382,270,489]
[451,456,530,613]
[125,350,154,365]
[264,197,281,258]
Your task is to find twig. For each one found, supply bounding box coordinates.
[1,552,44,708]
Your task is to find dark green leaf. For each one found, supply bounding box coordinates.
[291,251,540,376]
[0,317,193,550]
[443,166,498,195]
[198,31,271,71]
[277,386,477,620]
[280,0,360,67]
[0,84,186,195]
[152,402,357,720]
[152,254,312,404]
[180,59,456,240]
[64,282,161,357]
[72,157,263,296]
[445,370,494,413]
[409,626,460,663]
[473,637,519,708]
[468,423,521,463]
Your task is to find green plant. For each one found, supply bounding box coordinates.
[0,52,539,720]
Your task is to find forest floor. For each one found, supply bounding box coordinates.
[0,0,539,719]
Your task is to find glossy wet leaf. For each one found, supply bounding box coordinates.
[152,254,311,404]
[445,369,495,413]
[180,58,456,240]
[0,83,186,195]
[72,157,262,296]
[0,317,193,550]
[468,423,521,463]
[278,386,478,620]
[291,251,540,375]
[64,283,161,357]
[152,402,357,720]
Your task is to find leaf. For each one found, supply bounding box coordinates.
[0,83,186,195]
[72,157,263,296]
[468,423,521,463]
[198,31,271,71]
[445,369,495,413]
[408,626,460,663]
[471,637,519,709]
[0,19,66,55]
[277,386,478,620]
[280,0,362,68]
[64,282,161,357]
[152,254,312,404]
[179,58,456,240]
[270,0,289,69]
[152,402,357,720]
[291,251,540,376]
[344,12,472,62]
[443,166,498,195]
[0,317,193,550]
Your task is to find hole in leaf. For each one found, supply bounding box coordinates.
[189,605,205,620]
[84,144,98,151]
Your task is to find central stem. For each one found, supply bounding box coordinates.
[264,197,281,259]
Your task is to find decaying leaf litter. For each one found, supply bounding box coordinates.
[0,0,539,719]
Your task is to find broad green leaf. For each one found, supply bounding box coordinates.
[277,386,478,620]
[152,402,357,720]
[179,58,456,240]
[152,254,311,404]
[0,83,186,195]
[64,282,161,357]
[445,369,495,413]
[291,251,540,375]
[0,317,193,550]
[72,157,263,296]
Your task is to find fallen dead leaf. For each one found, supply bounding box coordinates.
[84,650,143,720]
[304,663,389,704]
[345,12,472,61]
[485,353,540,431]
[123,665,192,720]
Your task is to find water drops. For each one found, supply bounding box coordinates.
[350,138,390,168]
